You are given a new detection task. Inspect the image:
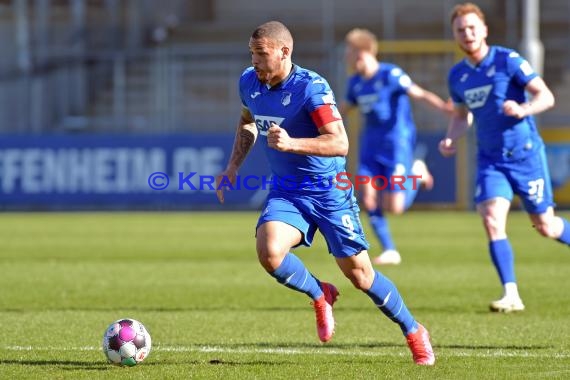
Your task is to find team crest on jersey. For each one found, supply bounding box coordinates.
[464,84,492,109]
[254,114,285,136]
[281,92,292,106]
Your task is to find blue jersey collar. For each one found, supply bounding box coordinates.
[267,64,297,90]
[464,46,495,70]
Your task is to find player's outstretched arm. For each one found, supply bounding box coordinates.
[216,107,258,203]
[267,119,349,157]
[407,84,454,116]
[503,77,555,119]
[438,105,472,158]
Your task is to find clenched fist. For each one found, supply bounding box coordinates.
[267,123,293,152]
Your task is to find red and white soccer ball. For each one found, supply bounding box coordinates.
[102,318,152,366]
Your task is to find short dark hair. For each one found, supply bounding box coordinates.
[251,21,294,51]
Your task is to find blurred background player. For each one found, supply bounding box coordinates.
[440,2,570,312]
[340,28,453,265]
[217,21,435,365]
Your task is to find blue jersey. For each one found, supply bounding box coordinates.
[239,65,346,189]
[240,64,368,255]
[345,62,416,166]
[448,45,542,161]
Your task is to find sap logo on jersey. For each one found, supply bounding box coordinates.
[254,115,285,136]
[464,84,492,109]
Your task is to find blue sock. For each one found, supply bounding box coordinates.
[557,218,570,245]
[270,253,323,300]
[369,208,396,251]
[489,239,516,284]
[365,271,417,335]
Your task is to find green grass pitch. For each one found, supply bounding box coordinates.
[1,210,569,379]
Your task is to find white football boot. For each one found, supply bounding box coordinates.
[412,159,434,191]
[372,249,402,265]
[489,295,525,313]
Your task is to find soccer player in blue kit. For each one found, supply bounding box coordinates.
[440,3,570,312]
[216,21,435,365]
[341,28,453,265]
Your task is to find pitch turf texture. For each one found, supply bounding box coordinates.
[1,211,569,379]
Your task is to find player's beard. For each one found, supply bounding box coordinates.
[460,39,484,57]
[254,67,273,85]
[255,62,285,85]
[254,69,267,84]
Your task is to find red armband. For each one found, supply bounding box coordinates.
[310,104,342,128]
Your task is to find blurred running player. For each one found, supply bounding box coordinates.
[440,3,570,312]
[216,21,435,365]
[341,28,452,265]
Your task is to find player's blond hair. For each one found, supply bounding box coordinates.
[450,2,486,25]
[345,28,378,57]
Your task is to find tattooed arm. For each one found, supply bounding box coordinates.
[226,107,259,172]
[216,106,259,203]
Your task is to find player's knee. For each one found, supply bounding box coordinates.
[381,199,404,215]
[534,221,556,238]
[481,214,503,236]
[344,270,373,291]
[385,204,405,215]
[362,196,377,212]
[256,242,285,271]
[350,277,372,291]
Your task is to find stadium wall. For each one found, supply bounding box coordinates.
[0,132,460,211]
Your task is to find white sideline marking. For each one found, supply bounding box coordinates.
[2,345,570,359]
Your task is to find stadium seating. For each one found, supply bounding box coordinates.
[0,0,568,133]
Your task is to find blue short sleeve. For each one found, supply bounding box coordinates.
[507,52,539,88]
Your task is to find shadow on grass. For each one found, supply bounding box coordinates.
[0,359,109,370]
[192,341,553,352]
[0,358,204,370]
[0,358,290,369]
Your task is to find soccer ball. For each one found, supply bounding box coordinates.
[102,318,152,366]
